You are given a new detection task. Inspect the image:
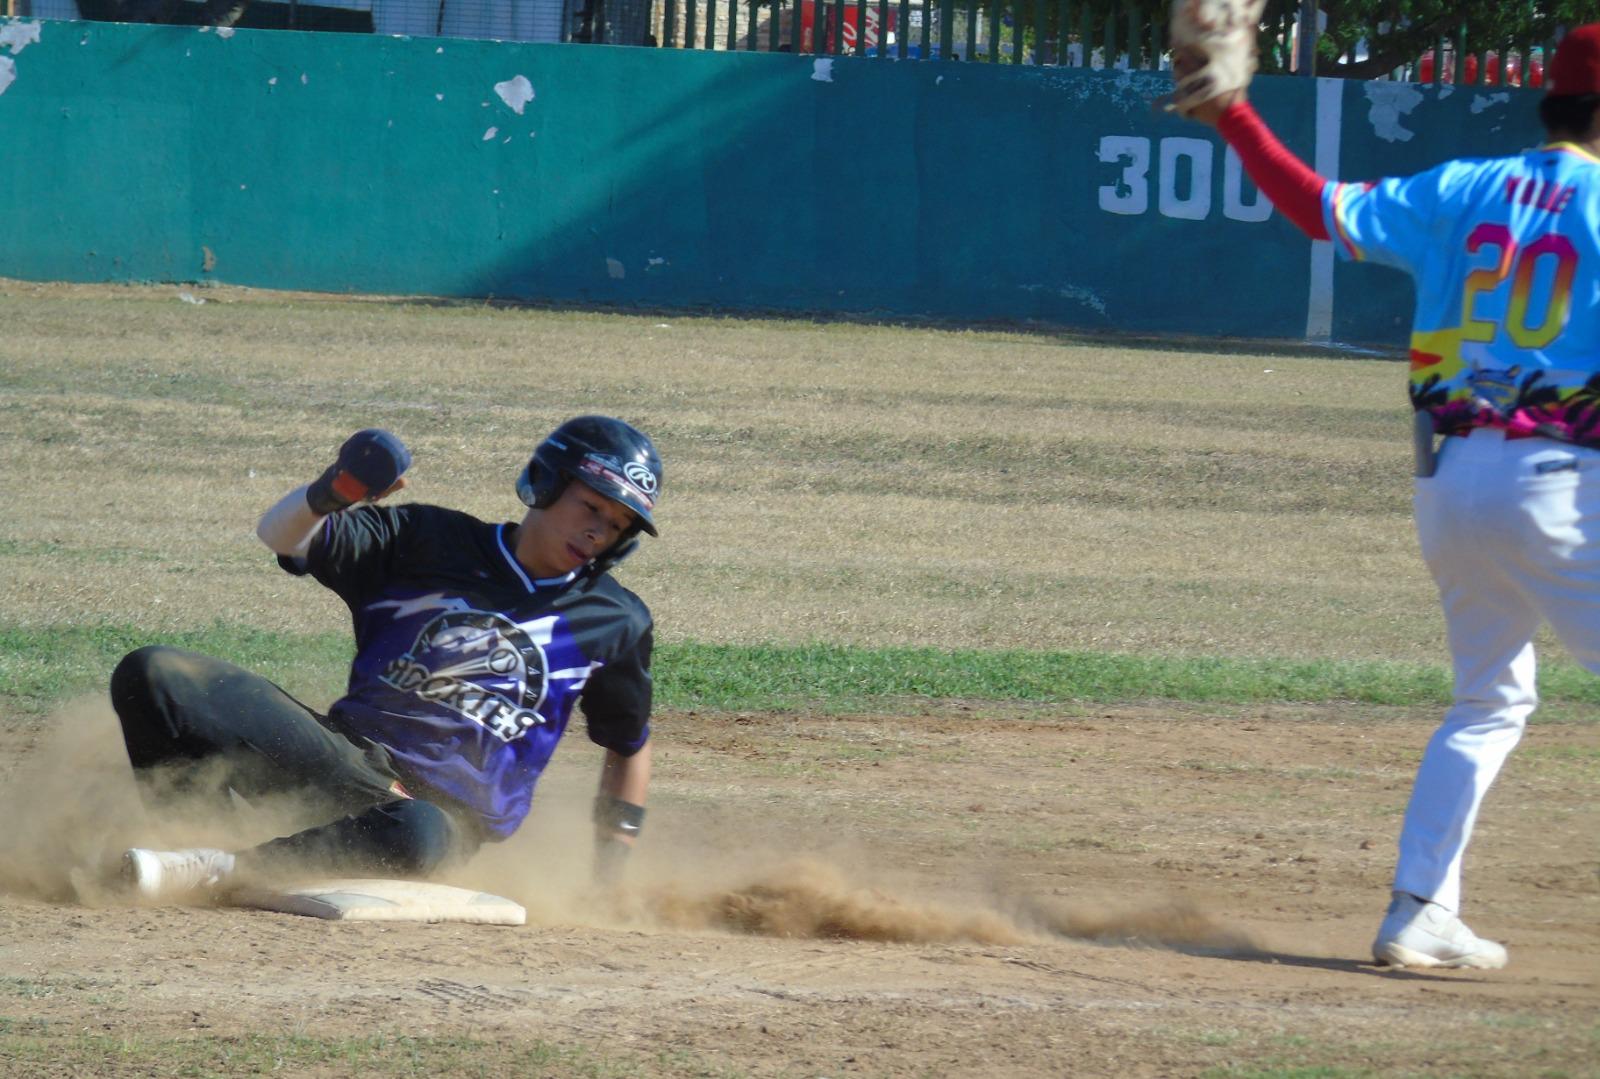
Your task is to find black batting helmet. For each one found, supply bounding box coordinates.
[516,415,662,536]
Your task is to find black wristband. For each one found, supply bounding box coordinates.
[592,794,646,838]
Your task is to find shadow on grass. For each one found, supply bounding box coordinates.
[347,292,1409,362]
[114,278,1405,363]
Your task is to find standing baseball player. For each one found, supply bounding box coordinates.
[113,416,661,900]
[1170,16,1600,968]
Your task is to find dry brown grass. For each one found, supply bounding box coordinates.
[0,281,1445,660]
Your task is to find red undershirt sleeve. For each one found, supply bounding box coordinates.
[1216,100,1331,241]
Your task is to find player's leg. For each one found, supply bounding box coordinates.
[111,644,398,817]
[114,646,484,899]
[1390,592,1535,910]
[125,797,484,901]
[1376,435,1533,968]
[1509,441,1600,677]
[241,797,481,880]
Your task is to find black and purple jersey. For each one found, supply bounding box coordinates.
[280,503,653,839]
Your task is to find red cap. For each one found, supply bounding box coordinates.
[1548,23,1600,96]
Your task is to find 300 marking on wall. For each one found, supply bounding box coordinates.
[1097,136,1272,223]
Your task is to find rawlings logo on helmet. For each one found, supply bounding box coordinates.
[624,461,659,497]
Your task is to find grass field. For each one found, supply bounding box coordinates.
[0,282,1595,1078]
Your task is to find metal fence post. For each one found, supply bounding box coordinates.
[1295,0,1315,75]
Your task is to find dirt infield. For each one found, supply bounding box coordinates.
[0,699,1594,1077]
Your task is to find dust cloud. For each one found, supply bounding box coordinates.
[0,697,158,903]
[456,776,1263,955]
[612,859,1262,953]
[1,703,1260,957]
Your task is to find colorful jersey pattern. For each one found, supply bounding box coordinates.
[1324,143,1600,444]
[280,504,653,839]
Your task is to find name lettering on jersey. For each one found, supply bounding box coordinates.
[377,610,551,743]
[381,659,545,741]
[1503,177,1576,213]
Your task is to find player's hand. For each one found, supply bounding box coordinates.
[305,429,412,516]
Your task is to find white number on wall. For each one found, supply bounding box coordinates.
[1223,146,1272,222]
[1097,135,1150,216]
[1158,137,1213,220]
[1097,136,1273,223]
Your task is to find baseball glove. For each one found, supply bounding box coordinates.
[1166,0,1267,118]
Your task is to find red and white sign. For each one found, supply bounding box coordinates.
[800,0,896,53]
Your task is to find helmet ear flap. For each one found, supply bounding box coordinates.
[516,457,566,510]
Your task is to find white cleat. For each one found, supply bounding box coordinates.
[122,847,238,903]
[1372,892,1508,970]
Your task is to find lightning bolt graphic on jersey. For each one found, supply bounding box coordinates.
[367,592,477,621]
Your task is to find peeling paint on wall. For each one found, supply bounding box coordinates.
[482,126,498,140]
[606,258,625,279]
[1021,282,1108,315]
[494,74,533,114]
[0,56,14,97]
[1363,82,1423,143]
[1471,92,1511,115]
[811,58,833,83]
[0,21,42,54]
[1057,284,1107,315]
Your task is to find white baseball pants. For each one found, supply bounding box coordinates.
[1401,428,1600,912]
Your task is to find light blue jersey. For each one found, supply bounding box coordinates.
[1324,143,1600,445]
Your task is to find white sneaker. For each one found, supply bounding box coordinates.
[1372,892,1508,970]
[122,847,237,902]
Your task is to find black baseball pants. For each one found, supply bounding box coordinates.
[110,645,482,879]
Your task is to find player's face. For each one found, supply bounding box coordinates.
[514,481,637,578]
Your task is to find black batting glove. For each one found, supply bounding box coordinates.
[306,429,411,516]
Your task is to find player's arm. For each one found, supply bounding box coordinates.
[1173,61,1330,240]
[593,741,651,885]
[257,429,411,557]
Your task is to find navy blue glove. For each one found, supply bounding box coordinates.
[305,429,411,515]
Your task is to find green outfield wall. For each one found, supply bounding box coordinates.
[0,18,1542,343]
